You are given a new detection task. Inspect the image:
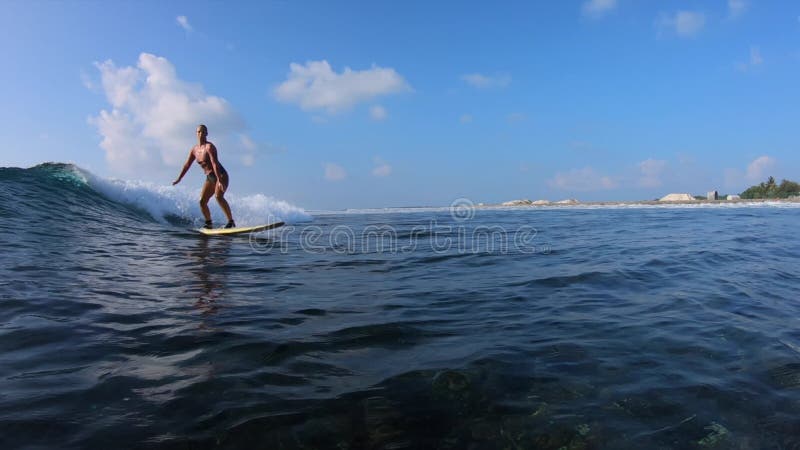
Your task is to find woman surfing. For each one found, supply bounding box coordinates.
[173,124,236,229]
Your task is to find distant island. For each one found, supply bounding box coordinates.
[493,176,800,207]
[740,176,800,199]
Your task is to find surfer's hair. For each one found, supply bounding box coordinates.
[197,124,208,133]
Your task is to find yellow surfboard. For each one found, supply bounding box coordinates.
[196,221,285,236]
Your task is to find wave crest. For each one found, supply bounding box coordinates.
[2,163,311,226]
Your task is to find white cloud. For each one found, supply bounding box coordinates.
[675,11,706,36]
[372,157,392,177]
[176,16,192,32]
[746,155,775,181]
[239,134,256,152]
[738,46,763,72]
[724,155,776,188]
[238,135,257,166]
[750,46,763,66]
[638,159,667,188]
[370,105,388,121]
[274,60,411,114]
[461,73,511,89]
[88,53,253,174]
[728,0,748,19]
[324,163,347,181]
[81,71,97,91]
[459,114,473,124]
[89,109,156,168]
[582,0,617,18]
[658,11,706,38]
[548,167,617,191]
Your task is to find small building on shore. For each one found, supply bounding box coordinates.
[501,199,533,206]
[727,195,741,201]
[707,190,718,200]
[659,193,695,202]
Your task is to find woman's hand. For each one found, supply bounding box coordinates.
[172,178,181,186]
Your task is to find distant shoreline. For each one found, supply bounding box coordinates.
[312,197,800,215]
[484,197,800,208]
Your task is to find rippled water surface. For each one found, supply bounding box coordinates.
[3,167,800,449]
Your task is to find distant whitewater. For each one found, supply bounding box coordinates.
[1,162,310,227]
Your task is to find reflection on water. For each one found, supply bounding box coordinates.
[188,236,232,317]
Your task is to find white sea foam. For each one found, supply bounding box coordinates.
[310,207,452,215]
[83,171,311,225]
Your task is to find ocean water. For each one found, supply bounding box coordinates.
[3,163,800,449]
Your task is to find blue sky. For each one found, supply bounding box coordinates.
[2,0,799,209]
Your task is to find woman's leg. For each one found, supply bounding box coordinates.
[199,179,216,225]
[215,173,234,224]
